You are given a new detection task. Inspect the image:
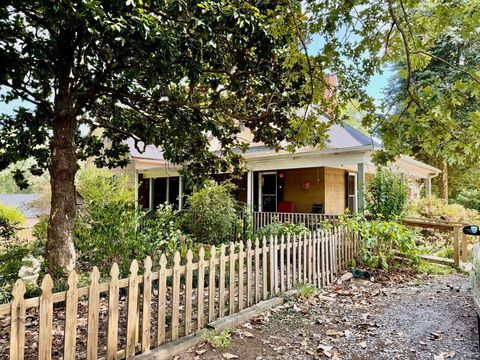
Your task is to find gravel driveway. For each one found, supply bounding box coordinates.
[179,272,479,360]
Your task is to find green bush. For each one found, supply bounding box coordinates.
[73,168,195,275]
[0,214,18,243]
[0,203,25,225]
[367,168,408,221]
[256,219,309,239]
[452,189,480,212]
[74,168,139,274]
[340,215,419,269]
[409,196,480,224]
[183,183,238,245]
[141,204,196,261]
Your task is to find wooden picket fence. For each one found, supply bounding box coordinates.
[0,227,357,360]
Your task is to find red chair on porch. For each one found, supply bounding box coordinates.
[278,201,294,213]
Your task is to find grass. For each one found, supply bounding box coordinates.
[201,329,232,348]
[296,283,316,299]
[416,260,455,275]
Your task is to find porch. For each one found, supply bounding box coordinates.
[133,146,438,217]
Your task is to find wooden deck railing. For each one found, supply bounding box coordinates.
[0,227,357,360]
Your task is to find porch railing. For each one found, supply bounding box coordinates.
[252,211,340,234]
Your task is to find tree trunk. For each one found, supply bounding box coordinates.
[46,102,77,272]
[439,160,448,201]
[45,23,79,272]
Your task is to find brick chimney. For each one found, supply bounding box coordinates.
[323,74,337,101]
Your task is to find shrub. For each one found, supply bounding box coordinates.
[367,168,408,221]
[141,204,195,260]
[340,215,419,269]
[0,214,18,243]
[256,219,309,239]
[452,189,480,212]
[183,183,238,245]
[74,168,140,274]
[73,168,193,275]
[0,203,25,225]
[409,196,480,224]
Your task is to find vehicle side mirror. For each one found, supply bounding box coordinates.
[463,225,480,236]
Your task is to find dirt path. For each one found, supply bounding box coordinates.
[178,272,478,360]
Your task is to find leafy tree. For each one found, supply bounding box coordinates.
[0,1,335,271]
[367,168,408,221]
[378,40,480,200]
[0,161,49,194]
[367,1,480,201]
[306,0,479,202]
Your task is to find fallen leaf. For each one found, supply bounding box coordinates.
[243,331,254,338]
[196,349,207,355]
[358,341,367,348]
[222,353,238,359]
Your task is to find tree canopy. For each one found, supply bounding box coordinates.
[1,0,360,271]
[368,0,480,199]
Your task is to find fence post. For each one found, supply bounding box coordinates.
[303,233,307,283]
[9,280,26,360]
[462,231,468,263]
[269,235,275,296]
[126,260,139,357]
[238,241,245,310]
[286,234,291,290]
[254,238,260,304]
[87,267,100,360]
[142,257,152,352]
[229,242,236,315]
[157,254,167,345]
[171,252,181,340]
[185,250,193,335]
[262,237,268,300]
[453,226,460,268]
[107,264,120,360]
[246,239,253,307]
[208,245,216,322]
[292,234,297,286]
[64,270,79,360]
[38,274,53,360]
[280,234,285,292]
[219,244,226,318]
[197,247,205,330]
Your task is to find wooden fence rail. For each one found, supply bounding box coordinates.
[402,217,468,267]
[0,227,357,360]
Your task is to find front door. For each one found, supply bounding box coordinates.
[259,172,277,212]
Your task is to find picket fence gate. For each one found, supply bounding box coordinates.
[0,227,357,360]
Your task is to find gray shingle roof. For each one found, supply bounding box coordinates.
[126,119,380,160]
[326,122,381,149]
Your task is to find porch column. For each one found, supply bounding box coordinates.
[357,162,365,214]
[425,175,432,197]
[178,176,184,210]
[148,178,154,211]
[246,170,254,213]
[134,170,139,207]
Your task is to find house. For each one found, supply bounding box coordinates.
[110,120,440,216]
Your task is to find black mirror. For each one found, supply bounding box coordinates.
[463,225,480,236]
